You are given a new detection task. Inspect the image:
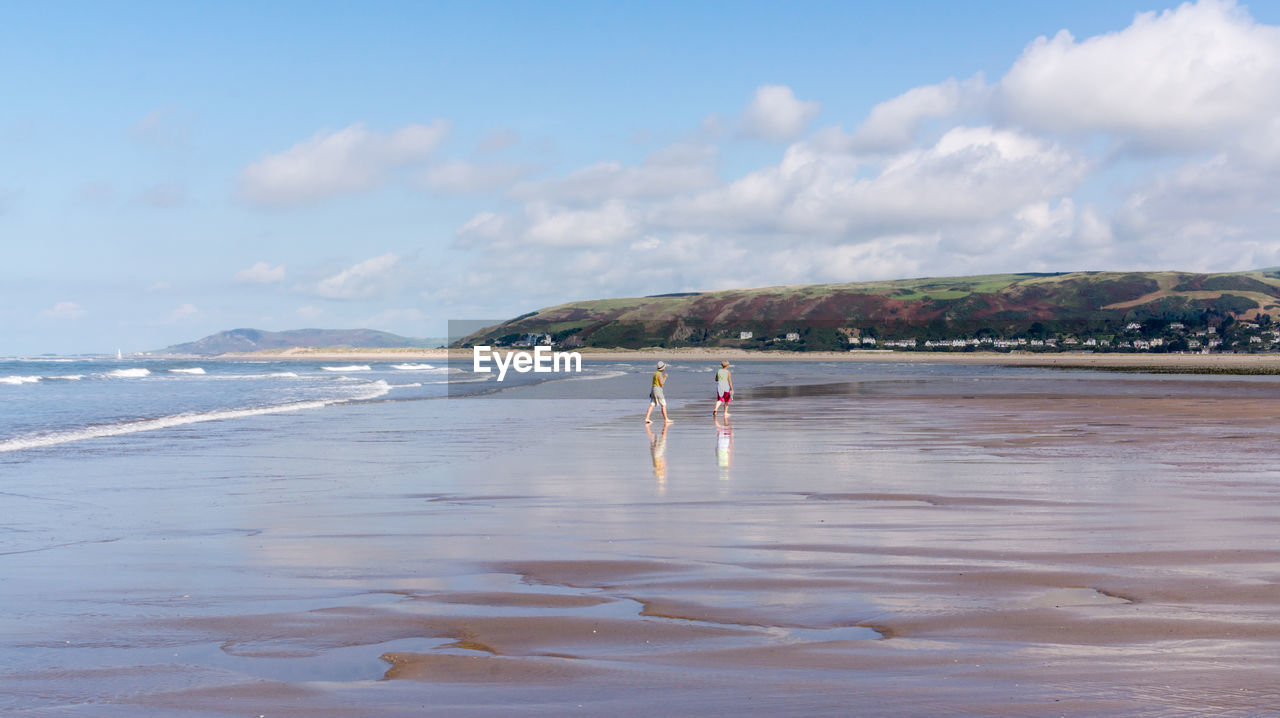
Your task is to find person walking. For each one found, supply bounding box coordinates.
[713,360,733,418]
[645,361,673,424]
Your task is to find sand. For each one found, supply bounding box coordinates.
[5,364,1280,715]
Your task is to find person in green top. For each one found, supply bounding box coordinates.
[645,361,673,425]
[713,360,733,418]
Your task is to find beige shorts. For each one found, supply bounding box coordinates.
[649,386,666,406]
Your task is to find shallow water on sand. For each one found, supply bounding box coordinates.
[4,362,1280,715]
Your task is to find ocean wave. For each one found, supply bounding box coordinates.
[391,363,440,371]
[50,374,85,381]
[323,365,370,372]
[1,375,41,385]
[564,370,629,382]
[204,371,302,380]
[0,380,391,454]
[106,368,151,378]
[169,367,206,375]
[388,382,423,389]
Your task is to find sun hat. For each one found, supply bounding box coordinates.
[656,361,666,370]
[721,360,730,367]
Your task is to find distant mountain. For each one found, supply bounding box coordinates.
[161,328,444,356]
[460,270,1280,350]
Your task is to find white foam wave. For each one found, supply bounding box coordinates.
[565,370,629,382]
[205,372,302,380]
[389,382,423,389]
[106,368,151,378]
[50,374,84,381]
[0,381,391,454]
[1,375,41,385]
[323,365,370,372]
[391,363,439,371]
[169,367,206,375]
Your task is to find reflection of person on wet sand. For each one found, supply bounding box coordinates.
[647,423,668,483]
[715,417,732,478]
[645,361,673,425]
[712,360,733,418]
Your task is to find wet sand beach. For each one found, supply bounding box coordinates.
[4,363,1280,715]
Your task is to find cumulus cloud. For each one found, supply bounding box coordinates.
[40,301,86,319]
[443,0,1280,313]
[509,143,718,206]
[313,253,402,299]
[234,261,286,284]
[999,0,1280,150]
[740,85,821,141]
[170,303,198,320]
[525,200,638,248]
[1113,154,1280,270]
[239,121,449,207]
[663,126,1085,237]
[823,76,989,153]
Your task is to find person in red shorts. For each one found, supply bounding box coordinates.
[712,360,733,418]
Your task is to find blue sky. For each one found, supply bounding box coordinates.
[3,0,1280,354]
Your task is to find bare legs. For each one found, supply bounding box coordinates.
[646,401,673,424]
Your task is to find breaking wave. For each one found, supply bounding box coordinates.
[0,381,391,453]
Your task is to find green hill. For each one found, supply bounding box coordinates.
[461,270,1280,350]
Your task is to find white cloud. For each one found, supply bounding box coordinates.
[170,303,198,320]
[825,76,988,153]
[525,201,639,248]
[40,301,86,319]
[418,161,533,194]
[1113,154,1280,270]
[509,142,718,206]
[296,305,323,320]
[437,1,1280,313]
[313,253,401,299]
[999,0,1280,150]
[234,261,286,284]
[740,85,821,141]
[238,121,450,207]
[663,126,1085,237]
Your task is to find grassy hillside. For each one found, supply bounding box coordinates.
[461,270,1280,350]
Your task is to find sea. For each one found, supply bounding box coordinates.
[0,357,489,455]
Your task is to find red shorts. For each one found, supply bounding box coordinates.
[717,391,731,403]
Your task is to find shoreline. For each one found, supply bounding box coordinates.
[207,346,1280,374]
